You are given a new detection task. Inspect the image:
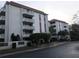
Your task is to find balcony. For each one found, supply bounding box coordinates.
[23,13,33,19]
[0,25,5,29]
[51,23,56,26]
[0,11,5,16]
[0,38,4,42]
[0,16,5,20]
[23,21,33,26]
[23,34,30,37]
[0,20,5,25]
[23,18,33,23]
[23,25,34,30]
[0,29,5,34]
[23,29,33,33]
[0,34,4,38]
[51,25,56,27]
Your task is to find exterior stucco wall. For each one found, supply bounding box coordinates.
[49,20,70,34]
[4,4,49,42]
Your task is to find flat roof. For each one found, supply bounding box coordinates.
[49,19,68,24]
[6,1,48,15]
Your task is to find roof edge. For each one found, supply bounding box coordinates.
[5,1,48,15]
[49,19,68,24]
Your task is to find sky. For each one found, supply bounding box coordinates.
[0,1,79,24]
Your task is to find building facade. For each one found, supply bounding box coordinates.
[0,1,49,42]
[49,19,70,40]
[49,19,70,34]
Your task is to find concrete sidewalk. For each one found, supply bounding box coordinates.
[0,42,67,57]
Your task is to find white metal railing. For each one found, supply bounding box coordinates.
[23,18,33,23]
[0,41,28,50]
[23,34,30,37]
[26,12,34,16]
[51,24,56,26]
[23,25,34,30]
[0,16,5,20]
[22,11,34,15]
[0,25,5,29]
[0,34,5,38]
[0,7,5,12]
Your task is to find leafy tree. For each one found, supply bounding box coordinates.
[11,33,20,41]
[58,30,69,41]
[29,33,51,46]
[11,33,14,41]
[58,30,69,36]
[70,24,79,41]
[49,26,56,35]
[16,34,20,41]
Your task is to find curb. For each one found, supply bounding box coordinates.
[0,42,67,57]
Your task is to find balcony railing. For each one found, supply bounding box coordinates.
[0,16,5,20]
[0,29,5,34]
[23,21,33,25]
[23,18,33,23]
[0,38,4,42]
[0,34,4,38]
[23,29,33,33]
[23,34,30,37]
[23,13,33,19]
[0,20,5,25]
[23,25,34,30]
[0,11,5,16]
[0,25,5,29]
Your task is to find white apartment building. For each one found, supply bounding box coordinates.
[49,19,70,34]
[0,1,49,42]
[49,19,70,40]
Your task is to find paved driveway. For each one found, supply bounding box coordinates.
[2,41,79,58]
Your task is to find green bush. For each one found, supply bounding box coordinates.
[30,33,51,43]
[27,42,32,47]
[12,43,16,49]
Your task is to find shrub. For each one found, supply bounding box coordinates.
[12,43,16,48]
[30,33,51,43]
[11,33,20,41]
[27,42,32,47]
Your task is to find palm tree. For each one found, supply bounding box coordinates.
[70,24,79,41]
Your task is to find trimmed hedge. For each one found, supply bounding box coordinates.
[29,33,51,43]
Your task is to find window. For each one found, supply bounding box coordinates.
[23,21,33,25]
[53,25,56,27]
[23,30,33,34]
[18,42,24,45]
[0,20,5,25]
[23,37,30,41]
[0,38,4,42]
[0,29,5,34]
[23,29,33,33]
[50,21,55,24]
[39,14,42,32]
[44,16,46,32]
[53,29,56,32]
[39,23,42,33]
[64,26,67,28]
[27,9,30,12]
[51,25,56,28]
[39,14,41,22]
[23,14,33,19]
[52,21,55,23]
[0,11,5,16]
